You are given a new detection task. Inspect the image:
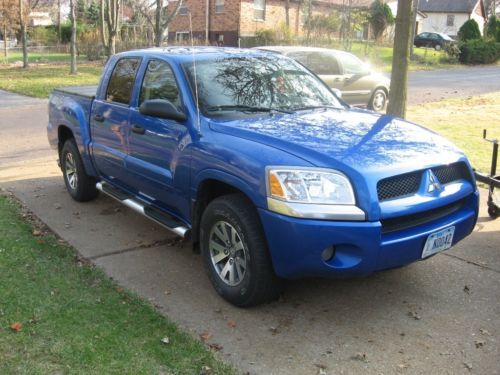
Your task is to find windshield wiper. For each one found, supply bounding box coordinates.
[206,105,293,114]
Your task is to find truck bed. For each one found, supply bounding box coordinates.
[53,85,98,99]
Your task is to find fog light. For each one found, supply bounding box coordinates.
[321,246,336,262]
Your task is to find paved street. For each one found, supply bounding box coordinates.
[1,88,499,374]
[407,65,500,104]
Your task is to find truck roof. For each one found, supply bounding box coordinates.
[115,46,277,63]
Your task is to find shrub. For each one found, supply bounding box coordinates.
[459,39,499,64]
[368,0,395,41]
[458,19,481,42]
[441,43,461,63]
[255,29,277,45]
[486,15,500,42]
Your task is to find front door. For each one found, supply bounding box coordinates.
[126,59,190,213]
[91,57,141,187]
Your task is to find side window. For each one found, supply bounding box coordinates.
[305,52,340,75]
[339,53,364,75]
[106,58,140,104]
[139,60,181,109]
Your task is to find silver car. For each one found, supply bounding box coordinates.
[256,46,390,112]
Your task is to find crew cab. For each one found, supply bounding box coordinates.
[47,47,479,306]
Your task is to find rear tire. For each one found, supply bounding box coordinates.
[61,139,98,202]
[200,194,283,306]
[368,88,387,112]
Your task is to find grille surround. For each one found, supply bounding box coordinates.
[377,162,472,202]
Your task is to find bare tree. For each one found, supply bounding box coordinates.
[100,0,120,56]
[69,0,76,74]
[138,0,184,47]
[17,0,41,68]
[1,0,19,58]
[387,0,413,118]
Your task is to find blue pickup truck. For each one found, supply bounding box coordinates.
[48,47,479,306]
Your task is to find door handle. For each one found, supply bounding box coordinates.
[94,114,105,122]
[131,124,146,135]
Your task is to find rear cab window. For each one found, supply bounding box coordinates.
[106,58,141,105]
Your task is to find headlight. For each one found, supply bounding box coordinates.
[265,167,364,221]
[267,167,355,204]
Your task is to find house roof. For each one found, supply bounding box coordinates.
[418,0,480,13]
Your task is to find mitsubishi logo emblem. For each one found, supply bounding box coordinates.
[427,170,442,193]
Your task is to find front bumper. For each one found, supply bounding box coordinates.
[258,190,479,279]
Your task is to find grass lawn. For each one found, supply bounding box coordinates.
[1,52,90,64]
[0,194,236,374]
[407,92,500,173]
[0,64,102,98]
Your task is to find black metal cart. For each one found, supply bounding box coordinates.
[473,130,500,219]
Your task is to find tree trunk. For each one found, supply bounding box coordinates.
[70,0,77,74]
[154,0,162,47]
[100,0,109,55]
[58,0,62,43]
[108,32,116,55]
[19,0,28,68]
[387,0,413,118]
[410,0,419,59]
[3,24,7,58]
[285,0,290,29]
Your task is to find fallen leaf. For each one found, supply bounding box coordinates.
[397,363,409,370]
[474,340,485,348]
[32,229,42,236]
[200,365,212,375]
[36,240,45,245]
[318,369,327,375]
[351,352,367,362]
[269,326,279,335]
[408,311,421,320]
[10,322,22,332]
[200,331,212,342]
[479,328,491,336]
[227,320,236,328]
[463,362,473,371]
[208,342,223,351]
[463,285,470,294]
[160,337,170,345]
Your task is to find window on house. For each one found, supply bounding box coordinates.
[446,15,455,27]
[254,0,265,21]
[215,0,224,13]
[176,31,190,43]
[179,3,188,16]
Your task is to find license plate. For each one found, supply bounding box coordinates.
[422,226,455,259]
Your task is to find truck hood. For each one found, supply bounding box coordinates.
[208,108,464,178]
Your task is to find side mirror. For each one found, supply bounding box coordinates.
[139,99,186,122]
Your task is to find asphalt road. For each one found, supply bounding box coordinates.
[407,65,500,105]
[1,83,499,375]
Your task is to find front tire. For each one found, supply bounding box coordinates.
[200,194,283,306]
[368,88,387,112]
[61,139,98,202]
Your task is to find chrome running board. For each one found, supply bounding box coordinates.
[96,182,190,238]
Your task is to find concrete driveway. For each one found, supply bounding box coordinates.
[1,90,499,374]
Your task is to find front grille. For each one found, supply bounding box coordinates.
[377,171,422,201]
[432,162,471,185]
[377,162,472,202]
[381,199,466,234]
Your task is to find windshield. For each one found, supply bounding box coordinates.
[183,55,343,115]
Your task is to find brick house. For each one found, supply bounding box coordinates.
[167,0,372,47]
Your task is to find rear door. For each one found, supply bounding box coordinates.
[91,57,141,186]
[126,58,190,213]
[336,52,373,106]
[289,51,344,91]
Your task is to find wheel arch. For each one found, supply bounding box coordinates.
[191,171,263,248]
